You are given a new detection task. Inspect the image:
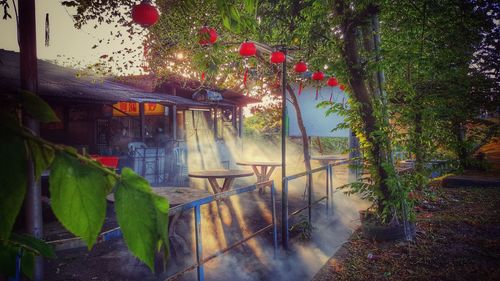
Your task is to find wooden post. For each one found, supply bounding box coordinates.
[176,110,185,140]
[231,106,237,130]
[19,0,44,279]
[238,106,243,138]
[172,105,177,141]
[213,107,218,140]
[139,102,145,141]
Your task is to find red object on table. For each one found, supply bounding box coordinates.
[91,156,119,169]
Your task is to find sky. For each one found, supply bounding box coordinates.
[0,1,143,74]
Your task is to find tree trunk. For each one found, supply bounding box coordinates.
[286,85,312,172]
[414,110,424,174]
[454,121,468,169]
[339,5,391,210]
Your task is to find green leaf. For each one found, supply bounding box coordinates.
[222,15,231,31]
[49,152,111,249]
[10,233,56,258]
[27,140,55,182]
[20,90,60,123]
[21,251,34,279]
[0,133,27,240]
[0,243,17,277]
[114,168,169,271]
[244,0,256,14]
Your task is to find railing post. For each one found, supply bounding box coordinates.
[308,173,312,225]
[329,164,334,215]
[325,166,329,215]
[282,179,289,251]
[194,205,204,281]
[270,182,278,258]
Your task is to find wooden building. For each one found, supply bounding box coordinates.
[0,49,258,185]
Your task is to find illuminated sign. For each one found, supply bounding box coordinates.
[112,102,164,116]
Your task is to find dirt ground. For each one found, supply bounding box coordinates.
[312,178,500,281]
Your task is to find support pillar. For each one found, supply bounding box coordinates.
[19,0,43,279]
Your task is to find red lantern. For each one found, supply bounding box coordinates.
[339,84,346,91]
[294,60,307,96]
[294,60,307,73]
[311,71,325,100]
[199,26,217,45]
[239,41,257,57]
[327,77,338,87]
[312,71,325,81]
[270,51,286,64]
[132,0,159,27]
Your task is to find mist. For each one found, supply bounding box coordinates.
[158,110,369,281]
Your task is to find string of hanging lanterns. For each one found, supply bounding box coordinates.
[235,41,347,100]
[129,2,347,99]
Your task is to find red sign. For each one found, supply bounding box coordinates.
[113,102,164,116]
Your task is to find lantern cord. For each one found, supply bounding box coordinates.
[298,81,303,96]
[329,92,333,102]
[315,87,319,100]
[243,68,248,87]
[45,13,50,47]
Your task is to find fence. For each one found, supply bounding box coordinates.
[165,180,278,281]
[281,160,351,250]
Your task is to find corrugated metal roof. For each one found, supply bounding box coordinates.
[0,49,205,107]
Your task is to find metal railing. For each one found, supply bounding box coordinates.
[165,180,278,281]
[281,160,351,250]
[47,181,278,281]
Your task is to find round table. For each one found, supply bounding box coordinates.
[188,169,254,194]
[236,161,281,192]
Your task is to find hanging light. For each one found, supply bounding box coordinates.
[294,60,307,96]
[239,40,256,89]
[132,0,159,27]
[339,84,346,91]
[327,77,338,87]
[199,25,217,45]
[312,71,325,100]
[294,60,307,73]
[327,77,338,102]
[239,41,257,57]
[312,71,325,81]
[270,51,286,64]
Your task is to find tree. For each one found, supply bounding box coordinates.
[382,0,499,173]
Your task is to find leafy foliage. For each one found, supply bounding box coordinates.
[115,168,169,271]
[0,91,169,277]
[49,152,112,249]
[0,131,27,240]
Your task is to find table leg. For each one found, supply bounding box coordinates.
[221,177,235,192]
[207,177,222,194]
[251,166,262,180]
[266,166,276,179]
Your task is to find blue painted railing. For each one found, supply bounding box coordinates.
[165,180,278,281]
[281,161,349,250]
[47,181,278,281]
